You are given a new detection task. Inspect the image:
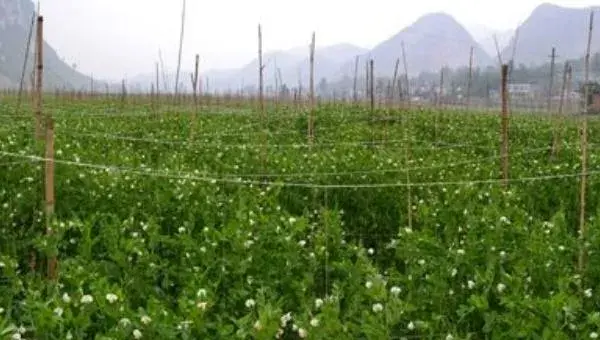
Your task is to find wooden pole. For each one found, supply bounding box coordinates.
[174,0,187,103]
[369,59,375,143]
[437,67,444,108]
[579,10,594,273]
[370,59,375,113]
[16,13,35,116]
[552,62,570,158]
[390,58,400,107]
[365,60,370,103]
[90,74,95,96]
[466,46,474,109]
[500,64,509,189]
[155,62,160,112]
[309,32,316,144]
[34,15,44,140]
[401,41,410,108]
[190,54,199,140]
[404,107,412,231]
[352,56,359,104]
[45,117,56,280]
[258,24,267,173]
[547,47,557,113]
[434,67,444,143]
[258,24,264,119]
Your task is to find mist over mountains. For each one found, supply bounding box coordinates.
[0,1,598,93]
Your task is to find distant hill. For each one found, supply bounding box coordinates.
[130,44,368,92]
[501,3,600,66]
[364,13,493,76]
[0,0,92,89]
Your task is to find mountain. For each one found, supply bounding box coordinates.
[501,3,600,66]
[364,13,492,76]
[129,44,368,92]
[0,0,91,89]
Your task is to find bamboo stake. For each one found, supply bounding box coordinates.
[352,56,359,104]
[547,47,557,113]
[45,117,56,280]
[34,15,44,140]
[16,13,35,117]
[258,24,264,118]
[404,107,412,231]
[258,24,267,174]
[552,62,570,158]
[174,0,187,103]
[370,59,375,143]
[401,42,410,108]
[90,74,94,96]
[466,46,473,109]
[434,67,444,143]
[500,64,509,189]
[309,32,316,144]
[190,54,199,141]
[579,10,594,273]
[155,62,160,112]
[390,58,400,107]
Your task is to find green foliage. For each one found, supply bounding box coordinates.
[0,99,599,338]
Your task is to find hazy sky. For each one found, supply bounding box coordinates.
[39,0,598,80]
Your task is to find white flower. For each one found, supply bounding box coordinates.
[499,251,507,258]
[497,283,506,293]
[310,318,319,327]
[178,227,186,233]
[390,286,401,296]
[197,289,207,298]
[289,217,297,224]
[0,307,4,314]
[276,328,284,339]
[280,312,292,327]
[467,280,476,289]
[133,329,143,339]
[446,334,455,340]
[298,240,306,247]
[591,332,599,339]
[119,318,131,327]
[451,268,458,277]
[372,303,383,313]
[408,321,415,330]
[253,320,262,331]
[367,248,375,255]
[66,331,73,340]
[0,262,5,268]
[418,259,426,266]
[457,249,465,255]
[53,307,64,317]
[585,288,593,298]
[17,327,26,335]
[140,315,152,325]
[11,333,21,340]
[62,293,71,304]
[314,298,324,309]
[80,294,93,304]
[197,302,208,310]
[244,240,254,248]
[105,293,118,304]
[245,299,256,308]
[365,281,373,289]
[298,328,307,338]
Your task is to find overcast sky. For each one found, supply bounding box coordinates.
[39,0,598,80]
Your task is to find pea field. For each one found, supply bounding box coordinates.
[2,96,600,339]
